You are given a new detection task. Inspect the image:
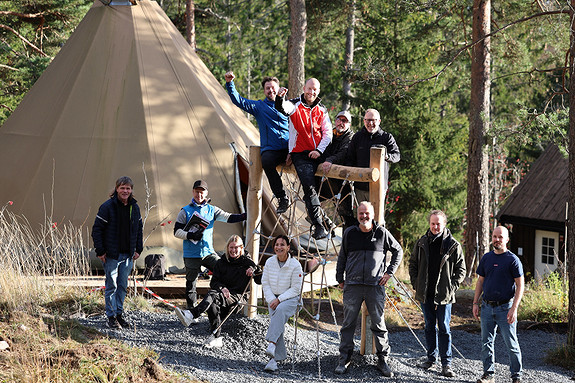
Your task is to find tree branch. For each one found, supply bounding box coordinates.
[406,10,569,87]
[0,64,19,71]
[0,24,47,57]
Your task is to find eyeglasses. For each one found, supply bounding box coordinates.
[336,117,349,122]
[364,119,379,123]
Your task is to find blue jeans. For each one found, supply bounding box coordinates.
[421,301,452,366]
[480,301,522,379]
[104,253,133,318]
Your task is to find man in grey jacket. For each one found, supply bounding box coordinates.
[409,210,466,378]
[335,201,403,377]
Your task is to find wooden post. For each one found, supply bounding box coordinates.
[360,146,387,355]
[246,146,263,318]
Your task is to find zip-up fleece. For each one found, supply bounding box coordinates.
[275,94,332,154]
[409,228,466,305]
[336,224,403,285]
[92,193,143,260]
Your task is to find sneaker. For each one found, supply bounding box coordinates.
[312,224,328,240]
[265,342,276,358]
[116,314,131,329]
[264,358,278,372]
[175,307,197,327]
[204,336,223,348]
[441,365,455,378]
[334,358,351,374]
[107,316,122,329]
[276,197,289,214]
[376,357,393,377]
[477,374,495,383]
[416,359,434,369]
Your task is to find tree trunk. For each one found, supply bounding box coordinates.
[465,0,491,273]
[568,0,575,347]
[185,0,195,49]
[288,0,306,98]
[342,0,356,111]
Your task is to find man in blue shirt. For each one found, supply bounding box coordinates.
[173,180,246,310]
[225,72,290,214]
[473,226,524,383]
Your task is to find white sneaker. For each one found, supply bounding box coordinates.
[175,307,196,327]
[264,358,278,372]
[204,336,223,348]
[265,342,276,358]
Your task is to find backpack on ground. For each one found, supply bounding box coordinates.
[144,254,165,280]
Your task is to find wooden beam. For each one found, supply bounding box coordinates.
[278,163,379,183]
[246,146,263,318]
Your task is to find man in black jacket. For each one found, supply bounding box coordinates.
[409,210,466,378]
[92,176,143,330]
[335,201,403,377]
[316,110,354,229]
[345,109,400,226]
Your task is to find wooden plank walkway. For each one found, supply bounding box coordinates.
[49,255,338,300]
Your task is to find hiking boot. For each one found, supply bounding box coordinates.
[264,358,278,372]
[265,342,276,358]
[334,358,350,374]
[116,314,131,329]
[276,197,289,214]
[477,373,494,383]
[441,365,455,378]
[175,307,198,327]
[416,359,434,369]
[312,224,328,240]
[376,356,393,377]
[107,316,122,329]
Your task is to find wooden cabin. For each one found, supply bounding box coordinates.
[496,144,567,279]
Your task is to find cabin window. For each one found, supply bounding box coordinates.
[540,237,555,265]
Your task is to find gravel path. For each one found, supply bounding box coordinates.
[80,311,571,383]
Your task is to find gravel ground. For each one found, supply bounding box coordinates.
[79,311,572,383]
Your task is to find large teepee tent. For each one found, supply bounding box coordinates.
[0,0,272,268]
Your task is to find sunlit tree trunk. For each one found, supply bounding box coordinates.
[568,0,575,347]
[185,0,195,49]
[342,0,356,111]
[465,0,491,273]
[288,0,306,98]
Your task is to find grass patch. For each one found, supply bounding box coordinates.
[545,343,575,371]
[519,272,568,323]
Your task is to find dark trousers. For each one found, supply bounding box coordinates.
[184,254,220,308]
[261,149,288,200]
[192,289,243,337]
[291,151,324,225]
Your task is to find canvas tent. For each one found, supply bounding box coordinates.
[0,0,279,270]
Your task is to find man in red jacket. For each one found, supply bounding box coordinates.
[275,78,332,239]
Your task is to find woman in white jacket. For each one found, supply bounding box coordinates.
[261,234,303,372]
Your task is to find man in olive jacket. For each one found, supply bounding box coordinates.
[409,210,466,378]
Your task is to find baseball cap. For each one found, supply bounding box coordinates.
[193,180,208,190]
[336,110,352,122]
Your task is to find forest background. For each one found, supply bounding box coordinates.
[0,0,569,255]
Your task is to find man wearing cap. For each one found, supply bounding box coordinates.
[173,180,247,310]
[225,71,290,214]
[316,110,354,229]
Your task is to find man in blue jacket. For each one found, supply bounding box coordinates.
[225,71,290,214]
[92,176,143,330]
[173,180,246,310]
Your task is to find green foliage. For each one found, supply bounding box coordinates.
[519,272,568,323]
[545,343,575,371]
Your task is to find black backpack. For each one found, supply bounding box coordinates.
[144,254,165,280]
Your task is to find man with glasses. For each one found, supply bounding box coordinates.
[345,109,400,225]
